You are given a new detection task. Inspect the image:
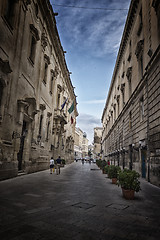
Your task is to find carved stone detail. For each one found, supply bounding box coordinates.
[41,33,48,50]
[0,58,12,74]
[135,40,144,59]
[126,67,132,80]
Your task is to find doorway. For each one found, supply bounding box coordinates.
[141,149,146,178]
[17,121,27,171]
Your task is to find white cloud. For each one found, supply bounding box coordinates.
[52,0,130,58]
[81,99,106,104]
[77,113,102,144]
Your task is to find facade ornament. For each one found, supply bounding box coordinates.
[47,112,52,117]
[41,33,48,50]
[152,0,160,15]
[0,58,12,74]
[39,104,46,111]
[54,65,59,78]
[116,95,120,101]
[44,54,50,65]
[126,67,132,80]
[121,71,125,78]
[135,40,144,59]
[26,0,31,5]
[30,24,40,41]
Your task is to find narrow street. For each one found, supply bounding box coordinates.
[0,161,160,240]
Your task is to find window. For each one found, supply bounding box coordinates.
[152,0,160,38]
[50,70,54,94]
[29,24,40,65]
[135,40,144,80]
[117,98,120,116]
[38,114,43,137]
[4,0,17,29]
[0,81,3,120]
[43,55,50,84]
[29,36,36,64]
[140,96,144,121]
[126,67,132,98]
[46,121,50,141]
[127,40,132,62]
[57,85,62,109]
[57,93,60,109]
[114,104,116,121]
[43,63,48,84]
[137,8,142,36]
[121,83,125,107]
[129,111,132,130]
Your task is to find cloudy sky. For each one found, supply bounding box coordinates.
[50,0,131,144]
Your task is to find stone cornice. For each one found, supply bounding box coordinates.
[37,0,78,117]
[102,0,139,122]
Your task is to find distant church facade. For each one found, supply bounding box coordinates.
[0,0,78,180]
[102,0,160,186]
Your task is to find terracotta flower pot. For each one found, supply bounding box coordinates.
[122,188,135,200]
[112,178,117,184]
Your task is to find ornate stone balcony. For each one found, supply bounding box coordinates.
[53,109,67,125]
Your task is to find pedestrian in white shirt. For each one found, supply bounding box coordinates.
[50,157,54,174]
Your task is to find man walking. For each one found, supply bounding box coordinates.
[56,156,62,175]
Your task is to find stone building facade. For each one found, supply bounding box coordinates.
[0,0,78,180]
[102,0,160,186]
[74,127,83,160]
[82,132,89,158]
[93,127,103,157]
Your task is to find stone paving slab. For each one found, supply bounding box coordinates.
[0,161,160,240]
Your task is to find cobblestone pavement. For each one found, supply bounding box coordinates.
[0,161,160,240]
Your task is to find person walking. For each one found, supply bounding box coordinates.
[56,156,62,175]
[50,157,54,174]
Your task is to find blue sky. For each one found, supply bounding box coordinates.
[50,0,131,144]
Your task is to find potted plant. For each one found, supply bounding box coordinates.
[104,165,110,174]
[96,159,102,168]
[108,165,121,184]
[101,160,107,173]
[117,169,141,200]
